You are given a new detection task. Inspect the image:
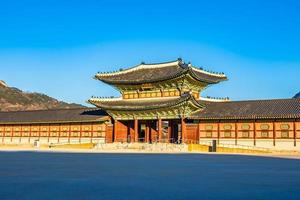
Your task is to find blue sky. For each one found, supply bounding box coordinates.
[0,0,299,105]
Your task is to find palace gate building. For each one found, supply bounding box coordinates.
[0,58,300,150]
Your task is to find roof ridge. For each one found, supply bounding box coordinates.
[95,59,180,77]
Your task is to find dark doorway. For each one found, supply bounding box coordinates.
[138,123,146,142]
[171,121,181,143]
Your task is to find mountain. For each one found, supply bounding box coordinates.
[294,92,300,98]
[0,80,85,112]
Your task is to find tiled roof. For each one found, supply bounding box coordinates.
[0,108,108,124]
[95,59,227,85]
[89,93,204,111]
[191,98,300,120]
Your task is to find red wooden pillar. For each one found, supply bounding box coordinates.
[181,118,186,143]
[235,122,238,145]
[90,123,94,143]
[11,125,14,142]
[2,125,5,143]
[20,124,22,144]
[217,121,220,145]
[114,120,118,142]
[145,121,149,143]
[79,123,82,143]
[168,120,172,143]
[273,122,276,146]
[29,124,31,143]
[47,124,50,143]
[68,124,71,143]
[158,118,162,143]
[253,121,256,146]
[38,124,41,141]
[198,122,201,143]
[58,123,61,143]
[294,120,297,147]
[134,118,138,142]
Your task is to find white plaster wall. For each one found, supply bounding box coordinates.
[218,139,236,145]
[69,138,80,144]
[39,138,49,144]
[48,138,59,144]
[255,139,274,149]
[58,138,69,143]
[273,139,296,151]
[236,139,254,147]
[93,138,105,144]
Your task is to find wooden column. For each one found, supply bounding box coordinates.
[253,121,256,146]
[11,125,14,142]
[47,124,50,143]
[19,124,22,144]
[29,124,31,143]
[79,123,82,143]
[114,120,118,142]
[217,121,220,145]
[158,118,162,142]
[68,123,71,143]
[273,122,276,146]
[58,123,61,143]
[38,124,41,141]
[294,120,297,147]
[90,123,94,143]
[2,125,5,143]
[134,118,138,142]
[198,122,201,143]
[235,121,238,145]
[168,120,172,143]
[181,118,186,143]
[145,121,149,143]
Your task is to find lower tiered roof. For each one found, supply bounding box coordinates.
[0,108,108,124]
[192,98,300,120]
[88,93,203,111]
[88,93,204,120]
[0,98,299,124]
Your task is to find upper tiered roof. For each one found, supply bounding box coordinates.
[94,59,227,85]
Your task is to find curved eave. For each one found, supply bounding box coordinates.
[188,67,228,84]
[94,60,227,86]
[88,93,205,112]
